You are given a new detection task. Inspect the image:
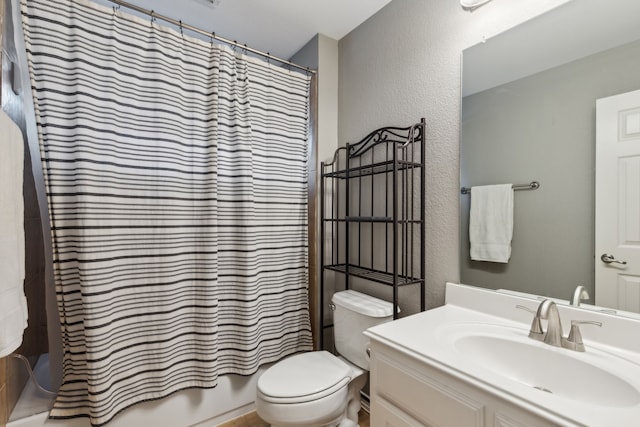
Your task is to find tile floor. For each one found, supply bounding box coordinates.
[219,409,370,427]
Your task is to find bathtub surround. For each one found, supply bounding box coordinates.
[7,368,268,427]
[6,354,54,422]
[20,0,312,424]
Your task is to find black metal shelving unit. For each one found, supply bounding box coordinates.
[320,119,426,347]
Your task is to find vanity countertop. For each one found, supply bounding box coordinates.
[364,283,640,427]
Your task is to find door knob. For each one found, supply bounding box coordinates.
[600,253,627,265]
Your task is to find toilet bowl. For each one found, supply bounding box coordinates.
[255,290,394,427]
[256,351,365,427]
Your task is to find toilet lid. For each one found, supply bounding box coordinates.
[257,351,351,403]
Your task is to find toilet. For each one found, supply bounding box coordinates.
[255,290,395,427]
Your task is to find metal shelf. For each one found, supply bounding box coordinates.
[323,160,423,179]
[323,218,423,224]
[319,119,426,349]
[324,264,423,287]
[346,216,392,222]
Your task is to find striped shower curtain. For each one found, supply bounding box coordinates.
[20,0,312,425]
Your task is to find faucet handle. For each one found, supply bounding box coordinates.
[565,320,602,352]
[516,305,544,340]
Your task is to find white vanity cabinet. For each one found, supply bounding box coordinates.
[365,284,640,427]
[369,341,556,427]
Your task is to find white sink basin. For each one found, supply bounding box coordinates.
[365,286,640,426]
[438,322,640,408]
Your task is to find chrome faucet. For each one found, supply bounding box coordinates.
[517,299,603,352]
[536,299,565,347]
[570,285,589,306]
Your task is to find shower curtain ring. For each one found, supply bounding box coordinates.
[243,44,248,55]
[179,20,184,36]
[211,32,216,47]
[150,10,156,25]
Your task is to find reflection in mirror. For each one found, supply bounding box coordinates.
[460,0,640,316]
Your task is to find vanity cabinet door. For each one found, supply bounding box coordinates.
[369,342,559,427]
[370,346,485,427]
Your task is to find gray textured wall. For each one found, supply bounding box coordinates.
[338,0,569,309]
[460,39,640,301]
[291,33,341,348]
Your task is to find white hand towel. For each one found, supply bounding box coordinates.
[0,110,28,357]
[469,184,514,263]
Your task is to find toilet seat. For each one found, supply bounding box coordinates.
[257,351,352,404]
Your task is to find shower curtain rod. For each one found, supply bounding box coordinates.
[107,0,316,74]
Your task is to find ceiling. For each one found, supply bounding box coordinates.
[96,0,392,61]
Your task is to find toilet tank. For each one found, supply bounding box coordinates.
[331,290,395,370]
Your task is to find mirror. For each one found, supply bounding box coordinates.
[460,0,640,314]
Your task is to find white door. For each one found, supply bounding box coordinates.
[596,89,640,313]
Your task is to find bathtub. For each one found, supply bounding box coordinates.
[8,355,268,427]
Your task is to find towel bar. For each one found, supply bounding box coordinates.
[461,181,539,195]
